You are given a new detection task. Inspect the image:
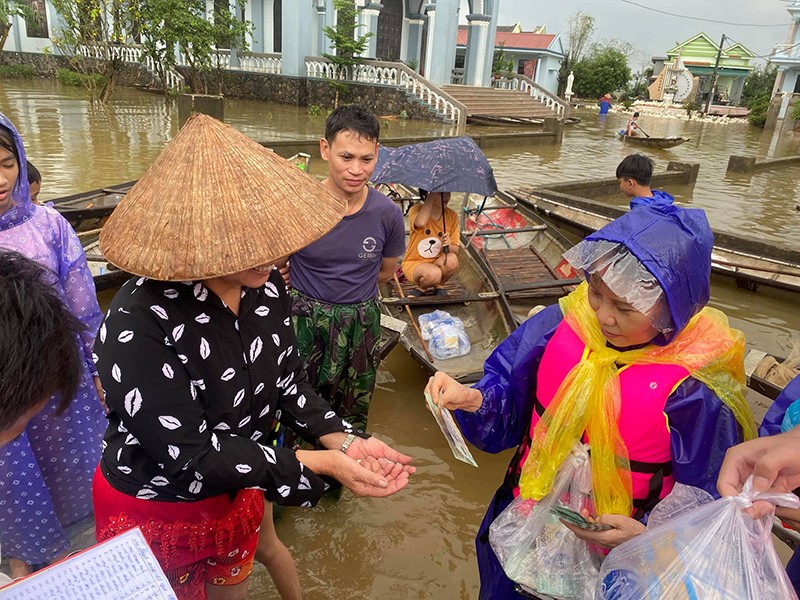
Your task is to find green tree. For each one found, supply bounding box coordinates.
[741,66,777,128]
[49,0,135,102]
[557,10,596,96]
[0,0,34,51]
[491,42,513,78]
[322,0,372,107]
[136,0,250,94]
[572,44,631,99]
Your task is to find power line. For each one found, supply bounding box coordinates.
[620,0,791,28]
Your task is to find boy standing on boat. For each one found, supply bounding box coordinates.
[287,105,405,431]
[616,154,675,209]
[402,189,460,296]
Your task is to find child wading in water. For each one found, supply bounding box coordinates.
[0,114,106,578]
[402,189,460,296]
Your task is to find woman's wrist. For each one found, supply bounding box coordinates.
[464,388,484,412]
[296,448,336,477]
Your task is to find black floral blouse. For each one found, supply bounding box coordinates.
[95,269,354,506]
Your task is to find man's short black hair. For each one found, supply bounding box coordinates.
[0,252,84,434]
[27,160,41,185]
[325,104,380,144]
[616,153,654,186]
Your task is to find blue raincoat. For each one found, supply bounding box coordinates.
[758,375,800,596]
[0,113,106,565]
[455,204,743,600]
[629,189,674,210]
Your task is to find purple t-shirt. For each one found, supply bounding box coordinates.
[291,186,405,304]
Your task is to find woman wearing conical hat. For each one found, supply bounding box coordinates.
[92,115,415,600]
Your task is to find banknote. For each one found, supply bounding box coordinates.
[550,505,613,531]
[424,392,479,468]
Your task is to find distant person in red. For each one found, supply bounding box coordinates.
[599,93,613,115]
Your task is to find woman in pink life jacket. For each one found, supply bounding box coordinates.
[424,203,756,600]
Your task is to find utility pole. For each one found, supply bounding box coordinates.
[704,33,726,115]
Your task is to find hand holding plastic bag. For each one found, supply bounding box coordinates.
[489,444,601,600]
[597,477,800,600]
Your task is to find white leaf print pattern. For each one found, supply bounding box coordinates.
[198,421,207,433]
[112,364,122,383]
[283,317,291,327]
[164,289,179,299]
[298,475,311,491]
[136,277,146,286]
[118,330,134,343]
[124,434,139,445]
[168,445,180,460]
[254,383,265,395]
[194,471,203,481]
[159,415,182,430]
[264,281,279,298]
[117,448,123,461]
[259,404,271,418]
[195,313,210,324]
[189,480,203,494]
[125,388,143,417]
[271,333,280,347]
[235,464,252,474]
[136,488,158,500]
[211,433,220,451]
[172,324,185,342]
[178,354,188,364]
[162,363,174,379]
[254,306,270,317]
[151,476,169,486]
[117,465,132,475]
[150,305,168,320]
[277,350,287,365]
[324,411,336,419]
[233,389,245,408]
[277,485,291,498]
[99,323,107,343]
[193,283,208,301]
[214,422,231,431]
[251,431,263,442]
[250,337,263,362]
[297,395,307,409]
[221,368,236,381]
[238,416,251,428]
[200,338,211,359]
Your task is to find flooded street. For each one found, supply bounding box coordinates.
[2,80,800,598]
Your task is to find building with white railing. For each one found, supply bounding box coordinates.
[767,0,800,128]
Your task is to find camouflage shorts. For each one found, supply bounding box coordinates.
[290,290,382,431]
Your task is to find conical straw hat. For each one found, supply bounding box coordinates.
[100,113,346,281]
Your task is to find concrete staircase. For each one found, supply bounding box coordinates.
[442,84,561,120]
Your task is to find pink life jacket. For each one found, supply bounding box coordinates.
[509,319,689,518]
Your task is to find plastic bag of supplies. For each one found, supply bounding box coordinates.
[489,444,602,599]
[597,478,800,600]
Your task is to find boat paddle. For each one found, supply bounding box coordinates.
[441,194,449,255]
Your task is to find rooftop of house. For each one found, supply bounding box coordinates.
[456,27,558,51]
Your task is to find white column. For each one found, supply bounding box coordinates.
[424,0,459,86]
[281,0,312,76]
[480,0,499,87]
[360,3,383,59]
[422,4,436,79]
[403,16,424,68]
[464,14,490,86]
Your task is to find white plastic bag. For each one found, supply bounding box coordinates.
[597,478,800,600]
[418,310,471,360]
[489,444,601,600]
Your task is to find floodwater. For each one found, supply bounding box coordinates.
[2,80,800,598]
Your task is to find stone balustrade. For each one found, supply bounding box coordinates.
[491,75,565,117]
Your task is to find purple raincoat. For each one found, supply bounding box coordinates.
[0,113,106,565]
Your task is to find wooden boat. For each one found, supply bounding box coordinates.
[79,232,131,292]
[460,190,580,303]
[51,181,135,232]
[509,187,800,296]
[468,115,582,127]
[618,134,689,149]
[376,185,517,383]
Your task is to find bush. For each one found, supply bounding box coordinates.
[307,104,323,117]
[747,96,770,128]
[55,68,107,88]
[0,65,36,79]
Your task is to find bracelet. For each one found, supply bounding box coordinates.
[340,433,357,454]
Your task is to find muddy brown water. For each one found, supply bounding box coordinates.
[3,81,800,597]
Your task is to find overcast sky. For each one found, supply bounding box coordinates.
[487,0,793,70]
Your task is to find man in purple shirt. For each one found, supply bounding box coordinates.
[288,105,405,432]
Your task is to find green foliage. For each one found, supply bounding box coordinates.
[741,66,777,109]
[0,0,34,51]
[399,109,409,120]
[55,67,106,88]
[136,0,251,94]
[792,100,800,123]
[747,96,771,128]
[492,43,513,77]
[558,10,596,95]
[405,58,418,72]
[0,64,36,79]
[572,44,631,99]
[308,104,323,117]
[322,0,372,107]
[683,100,699,119]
